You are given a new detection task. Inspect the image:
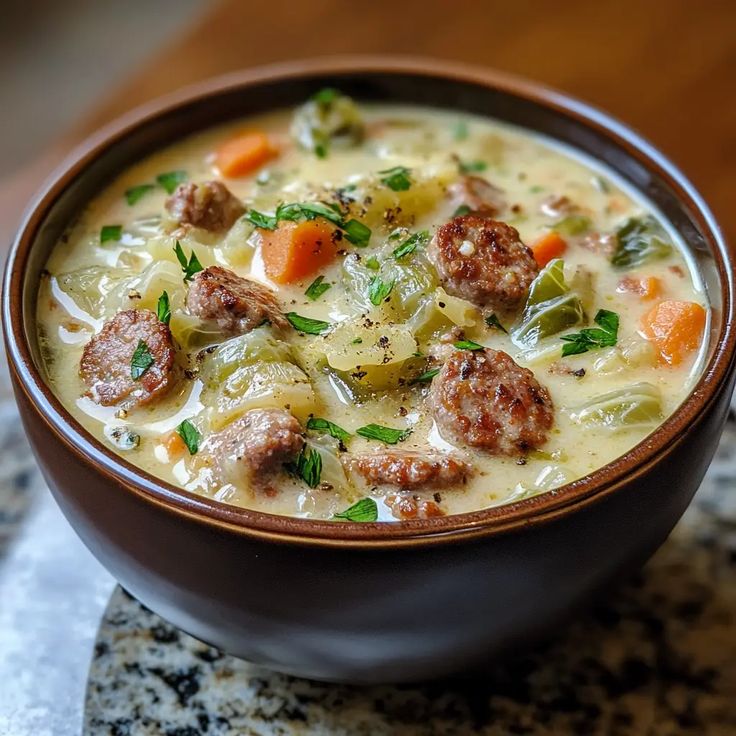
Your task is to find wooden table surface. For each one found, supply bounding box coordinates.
[2,0,734,249]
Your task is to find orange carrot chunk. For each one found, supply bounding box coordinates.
[640,300,706,366]
[215,131,278,178]
[162,431,187,460]
[617,276,663,301]
[261,220,338,284]
[531,231,567,267]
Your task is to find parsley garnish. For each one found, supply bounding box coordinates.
[333,497,378,522]
[454,340,484,351]
[342,218,371,247]
[458,159,487,174]
[156,291,171,325]
[312,87,340,105]
[392,230,429,259]
[293,447,322,488]
[100,225,122,244]
[307,417,351,442]
[379,166,412,192]
[305,276,331,301]
[453,120,469,141]
[286,312,331,334]
[368,276,395,306]
[560,309,619,357]
[173,240,203,282]
[245,209,278,229]
[453,204,471,217]
[409,368,440,385]
[485,313,508,333]
[130,340,154,380]
[176,420,201,455]
[356,424,411,444]
[156,170,187,195]
[125,184,155,206]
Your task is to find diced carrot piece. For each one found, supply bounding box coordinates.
[531,231,567,267]
[640,300,706,366]
[260,220,338,284]
[617,276,662,301]
[162,431,187,460]
[215,131,278,178]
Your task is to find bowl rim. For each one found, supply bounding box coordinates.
[4,55,734,548]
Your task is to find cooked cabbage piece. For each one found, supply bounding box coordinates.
[55,266,131,319]
[569,383,663,430]
[291,89,364,157]
[104,260,186,316]
[611,216,673,270]
[409,287,480,340]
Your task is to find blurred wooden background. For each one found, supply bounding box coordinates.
[2,0,734,247]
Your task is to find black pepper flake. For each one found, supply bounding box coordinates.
[438,301,446,308]
[433,492,442,503]
[573,368,586,378]
[398,406,408,417]
[516,457,527,466]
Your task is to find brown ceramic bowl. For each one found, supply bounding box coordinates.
[3,58,735,684]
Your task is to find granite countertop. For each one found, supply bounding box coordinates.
[1,348,735,734]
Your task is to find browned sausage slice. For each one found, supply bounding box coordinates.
[349,450,472,489]
[448,175,506,216]
[187,266,287,334]
[165,180,245,231]
[429,215,538,310]
[80,309,176,407]
[429,348,554,455]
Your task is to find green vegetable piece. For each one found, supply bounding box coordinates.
[560,309,619,357]
[305,276,331,301]
[307,417,351,442]
[368,276,395,306]
[100,225,122,244]
[333,497,378,522]
[552,215,592,236]
[356,424,411,444]
[591,175,611,193]
[292,89,364,158]
[125,184,155,206]
[454,339,484,351]
[286,312,331,334]
[130,340,154,380]
[173,240,203,282]
[365,256,380,271]
[156,170,187,195]
[379,166,412,192]
[293,447,322,488]
[156,291,171,325]
[392,230,429,259]
[408,367,439,385]
[569,383,663,430]
[245,209,278,229]
[342,218,371,247]
[485,313,508,333]
[453,204,471,217]
[458,159,487,174]
[611,216,673,270]
[176,419,201,455]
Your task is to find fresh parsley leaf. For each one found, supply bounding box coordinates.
[314,142,328,159]
[453,204,471,217]
[245,209,278,229]
[342,218,371,247]
[611,216,672,270]
[125,184,155,206]
[286,312,331,334]
[130,340,154,380]
[408,368,439,385]
[453,120,469,141]
[312,87,340,105]
[156,291,171,325]
[560,309,620,357]
[333,497,378,522]
[293,447,322,488]
[379,166,412,192]
[173,240,203,282]
[365,256,380,270]
[553,215,592,236]
[176,419,201,455]
[156,170,187,194]
[368,276,394,306]
[454,339,484,351]
[306,417,351,442]
[392,230,429,259]
[356,424,411,444]
[458,159,487,174]
[305,276,331,301]
[485,313,508,333]
[100,225,122,244]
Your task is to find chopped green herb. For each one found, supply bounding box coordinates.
[529,185,545,194]
[312,87,341,105]
[173,240,203,282]
[305,275,331,301]
[453,120,469,141]
[379,166,412,192]
[293,447,322,488]
[100,225,122,244]
[176,420,201,455]
[560,309,619,357]
[356,424,411,444]
[454,339,484,351]
[452,204,471,217]
[611,216,672,270]
[553,215,592,236]
[368,276,395,306]
[333,497,378,522]
[392,230,429,259]
[156,291,171,325]
[156,170,187,195]
[365,256,380,270]
[125,184,155,206]
[130,340,154,380]
[286,312,331,334]
[306,417,351,442]
[485,313,508,333]
[314,143,328,159]
[408,368,440,385]
[351,337,363,344]
[245,209,278,229]
[458,159,487,174]
[342,218,371,247]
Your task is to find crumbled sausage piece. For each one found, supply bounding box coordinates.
[80,309,176,408]
[430,215,538,310]
[349,450,472,489]
[187,266,287,334]
[448,175,506,216]
[165,180,245,231]
[385,492,446,520]
[540,194,575,218]
[429,348,554,455]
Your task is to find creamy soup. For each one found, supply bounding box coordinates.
[36,91,708,522]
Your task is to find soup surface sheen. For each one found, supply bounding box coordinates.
[37,93,708,522]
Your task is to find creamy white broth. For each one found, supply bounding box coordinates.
[36,99,708,521]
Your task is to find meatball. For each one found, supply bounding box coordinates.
[429,348,554,455]
[187,266,287,334]
[448,175,506,216]
[349,450,472,490]
[202,409,304,487]
[429,215,538,310]
[385,492,446,520]
[80,309,176,408]
[165,180,245,231]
